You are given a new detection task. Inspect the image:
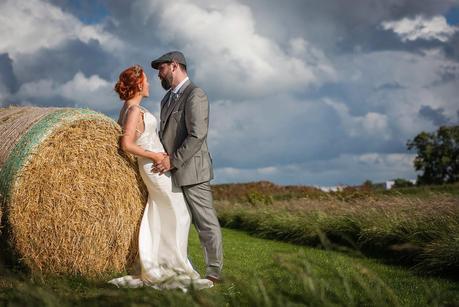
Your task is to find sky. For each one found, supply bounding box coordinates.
[1,0,459,186]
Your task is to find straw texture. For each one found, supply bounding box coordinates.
[0,106,60,167]
[1,106,60,237]
[0,107,147,276]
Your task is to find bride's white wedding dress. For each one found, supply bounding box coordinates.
[109,106,213,291]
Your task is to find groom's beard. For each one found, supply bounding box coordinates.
[161,72,173,90]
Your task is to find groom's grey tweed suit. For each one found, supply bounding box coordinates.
[159,79,223,278]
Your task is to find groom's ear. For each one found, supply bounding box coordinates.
[171,61,179,71]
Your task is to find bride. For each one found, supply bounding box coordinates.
[108,64,213,291]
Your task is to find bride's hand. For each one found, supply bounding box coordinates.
[151,152,168,165]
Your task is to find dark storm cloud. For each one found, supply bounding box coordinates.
[47,0,108,24]
[14,39,117,84]
[418,105,451,125]
[241,0,459,58]
[0,53,18,93]
[97,0,167,51]
[443,32,459,59]
[432,66,459,87]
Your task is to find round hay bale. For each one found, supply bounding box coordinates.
[0,106,146,276]
[0,195,2,235]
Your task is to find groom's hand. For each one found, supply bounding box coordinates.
[152,155,172,175]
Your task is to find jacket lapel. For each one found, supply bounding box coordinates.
[162,80,191,131]
[159,91,172,137]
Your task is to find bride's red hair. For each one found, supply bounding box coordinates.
[114,64,145,101]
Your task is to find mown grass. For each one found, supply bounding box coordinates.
[1,228,458,306]
[214,185,459,276]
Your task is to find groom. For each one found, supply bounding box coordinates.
[151,51,223,283]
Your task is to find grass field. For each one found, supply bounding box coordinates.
[214,182,459,276]
[1,228,458,306]
[1,182,458,306]
[212,181,459,202]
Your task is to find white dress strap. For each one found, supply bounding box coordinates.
[121,104,145,134]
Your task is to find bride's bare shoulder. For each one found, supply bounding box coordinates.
[118,104,145,126]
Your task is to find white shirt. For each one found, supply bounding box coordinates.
[172,76,189,95]
[166,76,189,108]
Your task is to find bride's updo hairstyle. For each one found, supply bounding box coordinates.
[114,64,144,101]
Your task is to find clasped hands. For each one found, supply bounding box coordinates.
[152,152,172,175]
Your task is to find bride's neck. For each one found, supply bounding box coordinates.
[125,95,142,106]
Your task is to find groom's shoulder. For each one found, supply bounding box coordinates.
[187,83,207,100]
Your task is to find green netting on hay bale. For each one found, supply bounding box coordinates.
[1,106,61,238]
[1,108,93,201]
[0,106,146,277]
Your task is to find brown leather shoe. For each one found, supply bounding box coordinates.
[205,275,224,284]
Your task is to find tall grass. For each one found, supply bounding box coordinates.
[212,181,459,202]
[2,227,458,306]
[3,249,455,307]
[215,193,459,275]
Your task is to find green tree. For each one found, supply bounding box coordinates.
[407,125,459,184]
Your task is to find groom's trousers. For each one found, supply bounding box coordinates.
[181,181,223,278]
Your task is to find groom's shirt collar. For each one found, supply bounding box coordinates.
[172,76,189,95]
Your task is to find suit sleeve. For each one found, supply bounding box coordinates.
[170,87,209,169]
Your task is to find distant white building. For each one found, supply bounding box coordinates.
[385,181,395,190]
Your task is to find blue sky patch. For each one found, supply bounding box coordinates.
[445,6,459,25]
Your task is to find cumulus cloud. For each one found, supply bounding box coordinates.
[381,15,458,42]
[330,49,459,139]
[130,0,335,99]
[0,0,123,58]
[60,72,115,106]
[324,99,391,140]
[16,72,116,112]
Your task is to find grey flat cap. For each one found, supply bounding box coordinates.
[151,51,187,69]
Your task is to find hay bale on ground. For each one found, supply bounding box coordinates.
[0,106,147,277]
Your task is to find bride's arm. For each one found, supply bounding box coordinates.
[120,107,164,163]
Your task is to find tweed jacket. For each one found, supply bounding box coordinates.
[159,80,214,186]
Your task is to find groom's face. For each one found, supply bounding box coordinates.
[157,62,174,91]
